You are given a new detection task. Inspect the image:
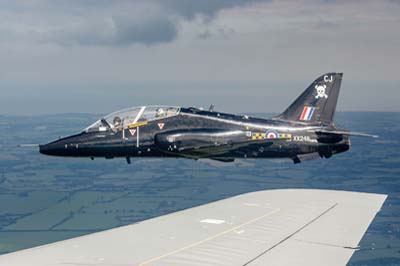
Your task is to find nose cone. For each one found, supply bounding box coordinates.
[39,132,88,157]
[39,140,65,156]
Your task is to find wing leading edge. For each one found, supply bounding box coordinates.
[0,189,386,266]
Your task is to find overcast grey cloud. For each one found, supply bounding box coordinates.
[0,0,266,46]
[0,0,399,115]
[45,15,179,46]
[158,0,268,20]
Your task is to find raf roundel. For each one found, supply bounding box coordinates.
[266,130,278,139]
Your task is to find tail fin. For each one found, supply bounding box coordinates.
[276,73,343,125]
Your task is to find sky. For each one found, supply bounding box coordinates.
[0,0,399,115]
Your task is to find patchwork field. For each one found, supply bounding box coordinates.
[0,112,399,266]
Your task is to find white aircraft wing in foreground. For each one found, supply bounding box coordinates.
[0,189,386,266]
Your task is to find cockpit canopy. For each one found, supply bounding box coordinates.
[84,106,180,132]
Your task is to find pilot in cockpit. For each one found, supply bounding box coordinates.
[156,108,165,118]
[113,116,123,131]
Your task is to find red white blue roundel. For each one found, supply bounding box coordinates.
[266,130,278,139]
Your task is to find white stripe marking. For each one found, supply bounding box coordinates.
[200,219,226,225]
[133,106,146,124]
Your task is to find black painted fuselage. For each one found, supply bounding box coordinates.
[39,73,365,164]
[39,107,350,163]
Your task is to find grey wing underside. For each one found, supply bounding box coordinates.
[0,189,386,266]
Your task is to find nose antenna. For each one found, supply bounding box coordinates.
[17,144,39,148]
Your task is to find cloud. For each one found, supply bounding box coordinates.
[0,0,267,46]
[157,0,267,20]
[1,0,400,114]
[43,15,179,46]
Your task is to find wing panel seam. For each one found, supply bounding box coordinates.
[242,202,338,266]
[292,238,359,250]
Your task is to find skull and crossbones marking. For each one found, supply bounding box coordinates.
[315,84,328,99]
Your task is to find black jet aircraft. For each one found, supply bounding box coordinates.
[39,73,376,164]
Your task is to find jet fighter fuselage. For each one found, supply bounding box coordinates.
[39,73,371,164]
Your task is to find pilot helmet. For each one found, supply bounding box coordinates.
[113,116,122,126]
[157,108,165,116]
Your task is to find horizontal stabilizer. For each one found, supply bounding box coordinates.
[314,129,378,138]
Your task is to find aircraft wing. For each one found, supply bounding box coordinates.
[0,189,386,266]
[155,129,269,158]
